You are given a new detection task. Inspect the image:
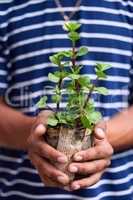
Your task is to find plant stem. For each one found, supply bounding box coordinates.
[72,45,76,68]
[71,42,81,128]
[71,42,80,92]
[57,78,62,110]
[83,78,98,109]
[56,64,63,111]
[83,84,95,109]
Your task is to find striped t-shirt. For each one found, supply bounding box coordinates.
[0,0,133,199]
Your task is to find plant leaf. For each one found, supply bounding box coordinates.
[69,73,80,80]
[63,22,81,32]
[49,55,60,65]
[52,94,61,103]
[95,87,109,95]
[47,116,58,126]
[95,70,107,79]
[80,115,92,128]
[68,31,80,42]
[79,76,91,87]
[78,93,85,107]
[63,61,70,67]
[56,112,68,124]
[96,63,111,71]
[36,96,47,108]
[86,111,102,124]
[77,46,89,57]
[48,73,60,83]
[62,50,73,58]
[67,82,75,93]
[61,71,69,78]
[85,100,95,113]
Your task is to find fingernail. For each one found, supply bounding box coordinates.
[71,184,80,190]
[96,128,105,138]
[57,176,67,185]
[74,155,82,161]
[36,124,45,132]
[69,165,78,173]
[57,156,68,163]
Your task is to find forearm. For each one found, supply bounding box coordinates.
[0,98,36,150]
[106,106,133,152]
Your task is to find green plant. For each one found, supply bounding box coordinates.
[37,22,110,133]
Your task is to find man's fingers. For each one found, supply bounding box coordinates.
[34,140,68,164]
[70,172,103,190]
[28,137,68,164]
[40,175,64,188]
[28,124,68,164]
[29,153,69,186]
[73,123,113,162]
[73,143,113,162]
[69,159,111,175]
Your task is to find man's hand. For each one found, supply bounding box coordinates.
[68,126,113,190]
[27,111,70,187]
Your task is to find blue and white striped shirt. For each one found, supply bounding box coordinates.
[0,0,133,199]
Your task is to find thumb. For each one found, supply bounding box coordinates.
[94,120,107,140]
[34,124,46,137]
[94,127,105,140]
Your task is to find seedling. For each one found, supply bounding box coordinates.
[37,22,110,187]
